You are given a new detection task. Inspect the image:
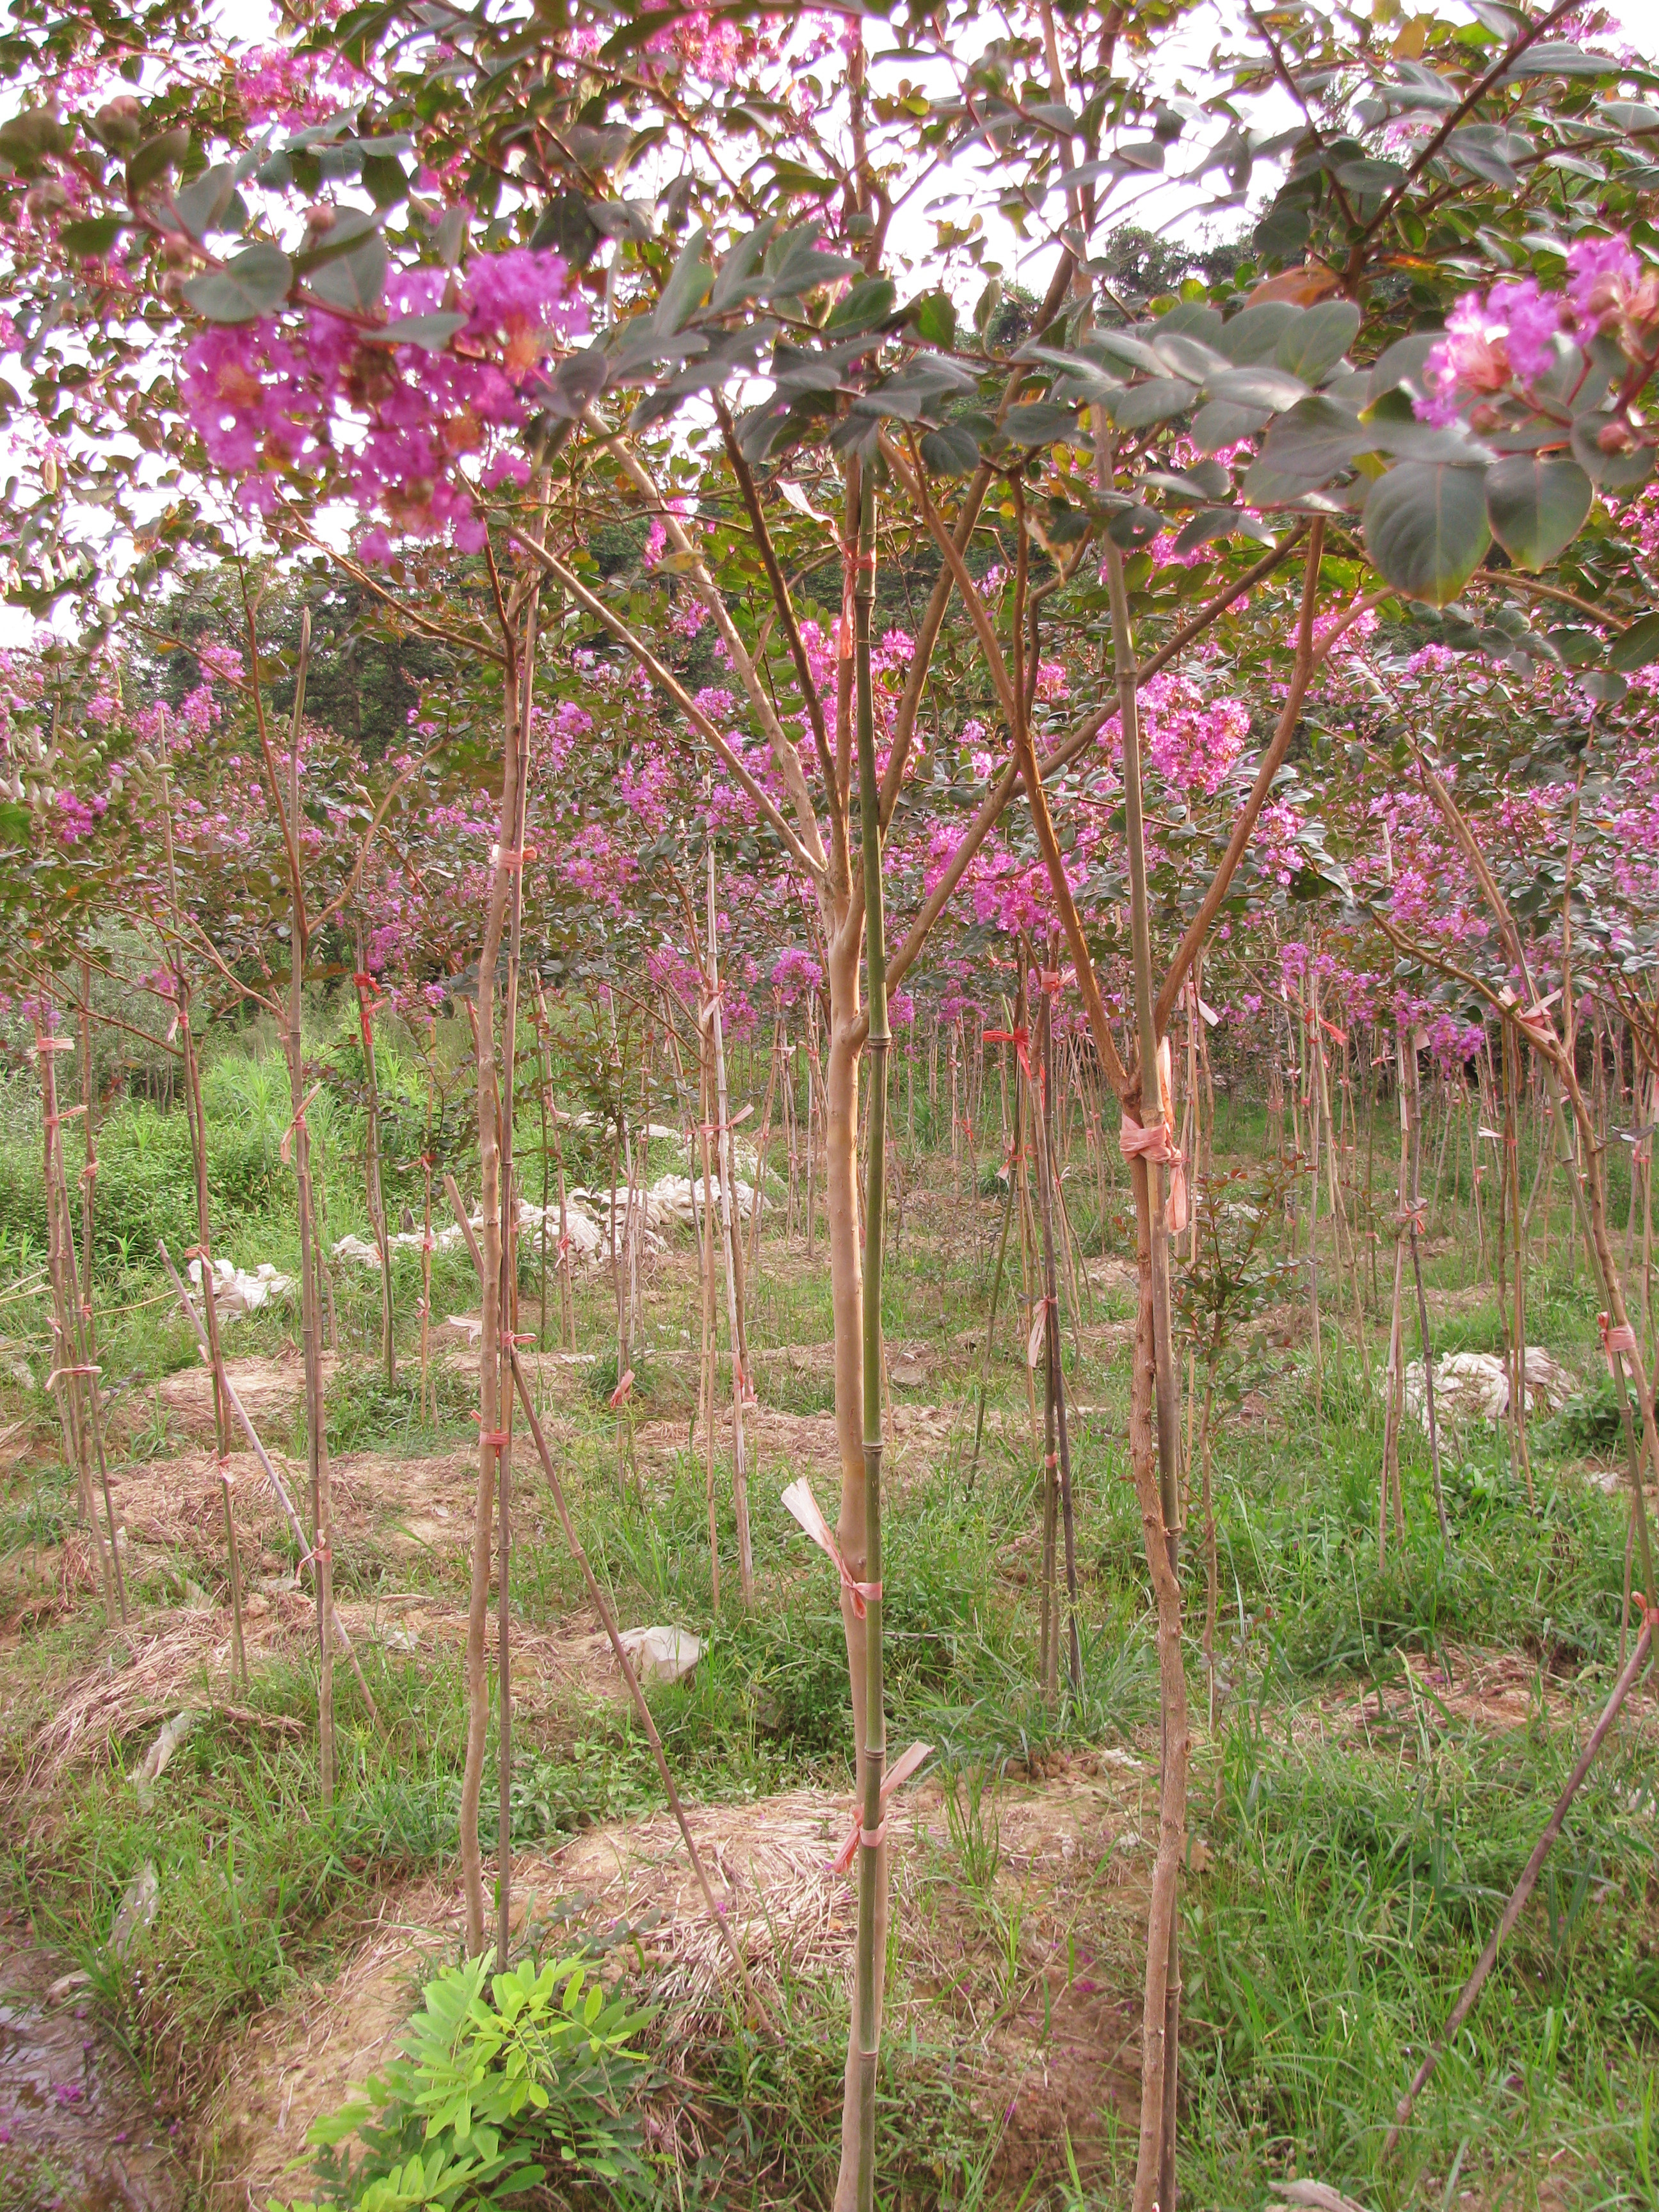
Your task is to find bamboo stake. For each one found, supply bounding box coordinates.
[849,466,889,2212]
[1034,970,1082,1690]
[1503,1020,1534,1505]
[352,926,395,1384]
[705,847,755,1604]
[179,1007,248,1685]
[968,1050,1020,1490]
[1304,970,1325,1422]
[698,1041,721,1605]
[421,1016,437,1420]
[74,976,129,1627]
[35,1027,118,1625]
[1404,1027,1450,1544]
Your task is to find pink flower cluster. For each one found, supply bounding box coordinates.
[1417,232,1656,426]
[54,789,107,843]
[179,249,586,557]
[772,945,822,1002]
[1137,673,1249,797]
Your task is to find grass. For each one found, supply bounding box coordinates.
[4,1041,1659,2207]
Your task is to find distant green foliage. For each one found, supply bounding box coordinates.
[0,1096,285,1264]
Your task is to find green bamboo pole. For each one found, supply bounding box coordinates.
[851,469,888,2212]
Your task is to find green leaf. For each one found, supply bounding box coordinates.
[1447,123,1532,186]
[918,421,981,474]
[173,163,236,241]
[1157,301,1226,346]
[1363,332,1439,407]
[1363,462,1491,606]
[59,216,125,258]
[910,291,957,348]
[360,151,407,208]
[1502,40,1616,79]
[309,232,387,315]
[824,277,895,334]
[364,311,466,350]
[1546,626,1604,668]
[1251,394,1368,493]
[1215,301,1301,365]
[1484,454,1592,568]
[1206,364,1308,411]
[1151,330,1228,383]
[655,225,711,331]
[1192,398,1270,453]
[1275,301,1360,383]
[1254,198,1310,260]
[530,194,600,268]
[435,204,467,268]
[1171,506,1275,555]
[1334,157,1404,193]
[0,110,69,165]
[1108,505,1162,549]
[1000,400,1079,445]
[1110,378,1192,431]
[128,127,191,195]
[182,243,293,324]
[1580,670,1629,704]
[1090,328,1163,376]
[292,207,381,272]
[1609,611,1659,672]
[708,220,776,311]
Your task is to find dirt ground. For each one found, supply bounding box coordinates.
[198,1751,1153,2212]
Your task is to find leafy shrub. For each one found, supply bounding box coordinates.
[1536,1374,1648,1458]
[275,1951,651,2212]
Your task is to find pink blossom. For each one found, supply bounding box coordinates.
[1417,291,1513,426]
[1485,278,1560,381]
[178,248,586,557]
[54,789,106,843]
[1567,231,1640,323]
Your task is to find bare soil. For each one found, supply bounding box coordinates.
[199,1752,1157,2211]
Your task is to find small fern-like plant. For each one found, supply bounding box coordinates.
[271,1950,652,2212]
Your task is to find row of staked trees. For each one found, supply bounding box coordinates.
[8,1,1659,2203]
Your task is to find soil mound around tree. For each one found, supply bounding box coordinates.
[199,1755,1152,2210]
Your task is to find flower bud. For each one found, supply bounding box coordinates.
[1597,417,1636,455]
[94,97,143,150]
[25,180,70,221]
[303,202,337,237]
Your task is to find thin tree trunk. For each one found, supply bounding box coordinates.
[353,928,395,1384]
[460,624,521,1955]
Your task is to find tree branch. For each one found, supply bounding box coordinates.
[504,529,828,883]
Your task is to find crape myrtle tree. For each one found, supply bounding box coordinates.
[9,0,1659,2199]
